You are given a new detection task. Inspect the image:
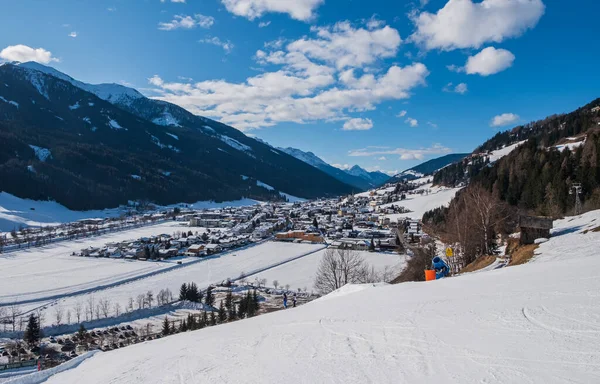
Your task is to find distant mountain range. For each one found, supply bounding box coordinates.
[278,147,390,190]
[390,153,469,183]
[0,62,355,210]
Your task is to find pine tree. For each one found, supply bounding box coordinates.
[245,291,255,317]
[237,297,246,319]
[23,314,41,346]
[210,312,217,326]
[180,319,188,332]
[179,283,188,301]
[313,217,318,229]
[252,290,260,314]
[199,312,208,329]
[218,301,227,323]
[205,286,214,307]
[77,324,87,341]
[162,316,170,336]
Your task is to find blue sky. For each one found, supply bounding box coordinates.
[0,0,598,175]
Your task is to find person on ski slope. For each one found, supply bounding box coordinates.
[283,292,288,308]
[292,293,297,308]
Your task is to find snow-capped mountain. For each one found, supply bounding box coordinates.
[390,153,469,182]
[0,63,354,209]
[279,147,388,191]
[345,165,390,186]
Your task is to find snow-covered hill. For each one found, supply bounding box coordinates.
[34,210,600,384]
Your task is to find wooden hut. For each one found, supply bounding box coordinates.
[519,216,553,245]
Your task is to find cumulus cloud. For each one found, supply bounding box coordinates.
[158,14,214,30]
[148,21,428,130]
[199,37,234,53]
[69,31,77,38]
[465,47,515,76]
[349,144,451,160]
[378,156,387,161]
[0,44,58,64]
[343,118,373,131]
[397,110,407,117]
[490,113,519,127]
[443,82,468,94]
[405,118,418,127]
[221,0,324,21]
[411,0,545,51]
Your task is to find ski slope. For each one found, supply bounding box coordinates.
[38,210,600,384]
[247,249,407,292]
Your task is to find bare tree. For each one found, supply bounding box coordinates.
[99,299,111,318]
[285,284,290,291]
[136,294,145,310]
[74,301,83,323]
[272,280,279,289]
[86,296,95,321]
[260,278,267,288]
[314,248,374,295]
[0,306,6,332]
[9,304,21,332]
[114,303,121,317]
[145,291,154,308]
[54,304,64,325]
[66,309,72,324]
[127,297,134,313]
[95,304,101,320]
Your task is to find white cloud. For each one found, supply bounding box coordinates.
[465,47,515,76]
[378,156,387,161]
[342,118,373,131]
[396,110,407,117]
[0,44,58,64]
[411,0,545,51]
[199,37,235,53]
[332,163,351,170]
[107,7,116,12]
[349,144,451,160]
[258,21,271,28]
[365,165,399,176]
[287,21,402,69]
[220,0,324,21]
[443,82,467,94]
[69,31,77,38]
[427,121,438,128]
[490,113,519,127]
[158,14,214,30]
[405,117,418,127]
[148,21,428,130]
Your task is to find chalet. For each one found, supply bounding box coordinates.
[205,244,222,255]
[186,244,206,256]
[519,215,553,245]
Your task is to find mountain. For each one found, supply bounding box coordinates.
[0,62,355,210]
[345,165,390,186]
[278,147,390,190]
[390,153,469,182]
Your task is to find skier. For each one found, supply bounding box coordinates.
[292,293,297,308]
[283,292,288,308]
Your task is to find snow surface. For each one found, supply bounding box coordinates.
[28,242,325,328]
[247,249,406,292]
[165,132,179,140]
[219,135,254,156]
[28,145,52,162]
[487,140,526,163]
[149,134,180,153]
[255,181,306,203]
[41,210,600,384]
[68,101,80,110]
[382,184,461,221]
[130,174,141,180]
[256,180,275,191]
[0,96,19,108]
[108,118,124,130]
[555,140,585,152]
[151,112,180,127]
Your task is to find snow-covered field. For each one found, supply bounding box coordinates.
[247,249,406,292]
[0,221,195,305]
[35,209,600,384]
[9,241,325,328]
[382,184,461,221]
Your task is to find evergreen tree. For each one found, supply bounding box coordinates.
[162,316,170,336]
[179,283,188,301]
[180,319,188,332]
[205,286,214,307]
[246,291,255,317]
[237,297,246,319]
[210,312,217,326]
[313,217,319,229]
[77,324,87,341]
[252,290,260,314]
[23,314,41,346]
[218,301,227,323]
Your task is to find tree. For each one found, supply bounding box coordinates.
[225,291,236,321]
[23,314,41,346]
[314,248,373,295]
[136,294,145,310]
[145,291,154,308]
[53,304,64,326]
[218,301,227,323]
[99,298,111,318]
[179,283,188,301]
[252,290,260,314]
[114,303,121,317]
[369,236,375,252]
[205,286,214,307]
[180,319,188,332]
[74,301,83,323]
[210,312,217,326]
[162,316,170,336]
[77,324,87,341]
[313,217,319,229]
[273,280,279,290]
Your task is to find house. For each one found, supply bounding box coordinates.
[186,244,206,256]
[519,215,553,245]
[205,244,222,255]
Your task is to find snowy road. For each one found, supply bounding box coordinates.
[39,210,600,384]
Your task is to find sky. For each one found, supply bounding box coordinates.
[0,0,598,176]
